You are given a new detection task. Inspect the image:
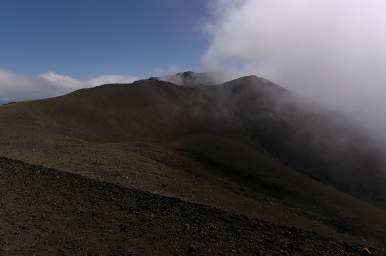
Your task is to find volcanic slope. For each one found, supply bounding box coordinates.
[0,75,386,245]
[1,157,382,255]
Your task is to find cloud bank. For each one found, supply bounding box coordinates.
[0,69,137,103]
[202,0,386,132]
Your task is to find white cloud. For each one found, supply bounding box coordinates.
[202,0,386,134]
[151,66,185,77]
[40,72,137,90]
[0,69,137,103]
[88,74,138,87]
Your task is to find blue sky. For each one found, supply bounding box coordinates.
[0,0,209,79]
[1,0,385,136]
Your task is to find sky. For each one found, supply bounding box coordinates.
[3,0,386,140]
[0,0,214,102]
[0,0,208,78]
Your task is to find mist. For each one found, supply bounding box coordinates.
[202,0,386,137]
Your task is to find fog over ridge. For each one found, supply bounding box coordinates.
[202,0,386,136]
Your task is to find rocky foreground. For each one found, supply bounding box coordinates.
[0,157,381,255]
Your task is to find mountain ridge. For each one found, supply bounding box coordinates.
[0,73,385,245]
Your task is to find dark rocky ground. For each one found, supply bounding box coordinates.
[0,157,382,256]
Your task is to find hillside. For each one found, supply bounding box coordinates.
[0,74,386,246]
[1,157,380,255]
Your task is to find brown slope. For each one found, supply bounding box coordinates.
[2,157,380,256]
[0,76,386,244]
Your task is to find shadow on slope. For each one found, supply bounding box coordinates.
[0,74,385,243]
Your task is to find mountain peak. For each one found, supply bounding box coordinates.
[222,75,288,95]
[162,71,222,86]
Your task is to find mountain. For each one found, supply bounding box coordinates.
[162,71,222,85]
[0,73,386,247]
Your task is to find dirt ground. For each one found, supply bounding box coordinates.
[0,157,381,256]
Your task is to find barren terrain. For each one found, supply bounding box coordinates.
[0,74,385,251]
